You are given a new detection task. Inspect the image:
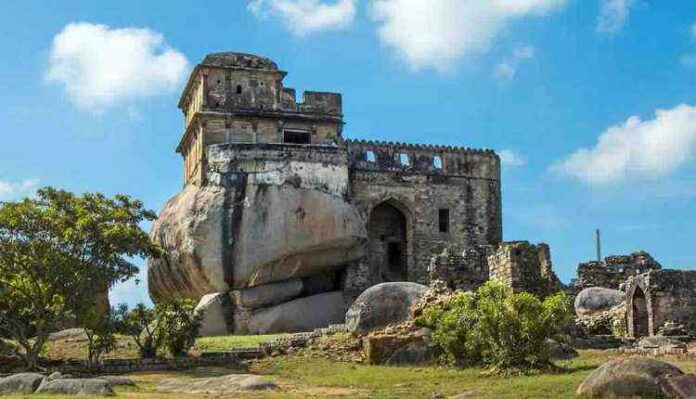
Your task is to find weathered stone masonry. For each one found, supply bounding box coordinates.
[148,52,502,334]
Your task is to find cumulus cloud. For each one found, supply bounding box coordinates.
[553,104,696,185]
[596,0,634,35]
[369,0,567,72]
[499,149,528,167]
[494,44,535,82]
[248,0,357,37]
[0,179,40,201]
[46,22,189,113]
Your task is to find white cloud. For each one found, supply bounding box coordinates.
[46,22,189,113]
[596,0,634,35]
[499,149,528,167]
[681,23,696,68]
[553,104,696,185]
[0,179,40,201]
[248,0,357,37]
[494,44,535,82]
[369,0,567,72]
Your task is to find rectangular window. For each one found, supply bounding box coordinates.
[438,208,450,233]
[399,153,410,166]
[366,150,376,162]
[283,129,311,144]
[433,155,443,169]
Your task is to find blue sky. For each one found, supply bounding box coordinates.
[1,0,696,306]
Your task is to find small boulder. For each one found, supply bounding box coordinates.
[346,282,428,335]
[195,292,234,337]
[574,287,625,316]
[0,373,45,394]
[577,357,684,398]
[36,378,115,396]
[156,374,276,394]
[637,336,687,350]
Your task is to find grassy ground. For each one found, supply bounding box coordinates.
[12,333,696,398]
[194,334,283,352]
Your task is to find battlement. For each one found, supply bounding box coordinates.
[346,139,499,179]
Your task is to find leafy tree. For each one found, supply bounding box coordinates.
[0,187,159,369]
[417,281,572,374]
[113,303,162,359]
[156,299,201,357]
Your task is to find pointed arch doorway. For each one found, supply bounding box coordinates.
[368,201,408,282]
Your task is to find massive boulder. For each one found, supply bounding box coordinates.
[346,282,428,335]
[574,287,625,316]
[246,291,346,334]
[577,358,686,398]
[148,181,366,302]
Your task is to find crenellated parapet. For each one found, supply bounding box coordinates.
[346,139,499,180]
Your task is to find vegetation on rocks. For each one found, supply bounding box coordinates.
[417,280,573,373]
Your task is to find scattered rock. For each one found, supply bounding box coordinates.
[36,378,115,396]
[574,287,625,316]
[248,291,346,334]
[195,292,234,337]
[577,357,684,398]
[46,371,63,381]
[637,336,687,350]
[346,282,428,335]
[546,339,579,360]
[0,373,45,394]
[156,374,277,394]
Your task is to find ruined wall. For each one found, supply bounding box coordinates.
[428,245,492,292]
[346,140,502,288]
[625,270,696,338]
[573,252,662,291]
[488,241,563,297]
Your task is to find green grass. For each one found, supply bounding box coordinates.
[194,334,284,352]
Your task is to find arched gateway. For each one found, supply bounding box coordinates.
[368,201,409,282]
[631,287,650,338]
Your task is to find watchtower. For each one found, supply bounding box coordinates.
[176,52,344,185]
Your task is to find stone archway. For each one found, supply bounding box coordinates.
[368,201,408,282]
[632,287,650,338]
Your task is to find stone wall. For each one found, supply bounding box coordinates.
[346,140,502,286]
[488,241,563,297]
[428,245,492,291]
[573,251,662,291]
[625,270,696,338]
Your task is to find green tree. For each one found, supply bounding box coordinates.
[417,281,572,374]
[0,187,159,369]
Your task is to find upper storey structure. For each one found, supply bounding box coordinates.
[177,52,344,185]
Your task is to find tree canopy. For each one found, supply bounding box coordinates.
[0,187,159,368]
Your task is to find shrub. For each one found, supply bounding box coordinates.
[113,303,161,359]
[417,281,572,373]
[155,299,201,357]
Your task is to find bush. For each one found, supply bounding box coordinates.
[113,303,161,359]
[156,299,201,357]
[417,281,572,374]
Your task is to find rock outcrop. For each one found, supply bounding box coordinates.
[346,282,428,335]
[195,293,234,337]
[577,358,689,398]
[35,379,114,397]
[247,291,346,334]
[0,373,45,394]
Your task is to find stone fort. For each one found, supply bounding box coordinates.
[148,52,556,335]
